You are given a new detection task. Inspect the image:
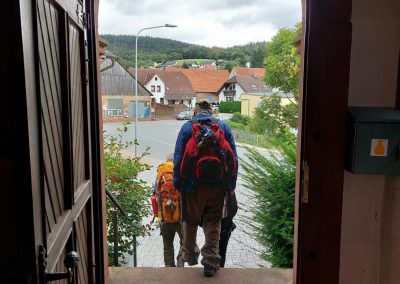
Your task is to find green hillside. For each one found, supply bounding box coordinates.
[101,34,267,70]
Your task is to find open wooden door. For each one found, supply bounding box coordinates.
[33,0,102,282]
[295,0,352,283]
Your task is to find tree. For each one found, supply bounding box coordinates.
[264,23,301,100]
[250,95,298,137]
[221,60,239,72]
[255,23,301,137]
[251,45,267,68]
[182,62,189,69]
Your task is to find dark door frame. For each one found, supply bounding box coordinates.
[85,0,108,282]
[295,0,352,283]
[2,0,358,282]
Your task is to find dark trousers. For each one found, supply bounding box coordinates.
[160,222,183,267]
[182,184,225,269]
[219,218,235,267]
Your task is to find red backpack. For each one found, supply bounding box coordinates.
[180,117,236,184]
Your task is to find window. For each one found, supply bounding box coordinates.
[155,77,158,81]
[160,98,164,104]
[157,86,161,92]
[106,109,123,116]
[108,98,123,109]
[151,85,155,92]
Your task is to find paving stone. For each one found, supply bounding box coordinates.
[114,130,271,268]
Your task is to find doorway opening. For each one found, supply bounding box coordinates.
[98,0,302,275]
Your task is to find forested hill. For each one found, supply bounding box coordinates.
[102,34,193,52]
[101,34,267,70]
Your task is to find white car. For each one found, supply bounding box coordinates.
[176,111,194,120]
[211,104,219,112]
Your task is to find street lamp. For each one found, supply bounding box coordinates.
[134,24,177,157]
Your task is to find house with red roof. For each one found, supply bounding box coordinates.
[229,67,265,79]
[219,74,273,102]
[198,60,217,70]
[177,69,229,103]
[144,71,196,107]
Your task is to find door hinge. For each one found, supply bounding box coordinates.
[301,161,309,203]
[77,7,90,29]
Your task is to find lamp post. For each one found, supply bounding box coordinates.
[134,24,177,157]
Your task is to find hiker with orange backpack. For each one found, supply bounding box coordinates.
[173,99,238,277]
[151,154,184,267]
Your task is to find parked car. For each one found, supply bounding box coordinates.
[211,104,219,112]
[176,111,194,120]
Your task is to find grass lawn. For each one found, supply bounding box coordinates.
[176,59,213,64]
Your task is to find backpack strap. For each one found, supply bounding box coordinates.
[157,168,165,223]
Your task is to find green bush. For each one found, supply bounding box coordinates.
[241,129,296,267]
[225,120,248,131]
[230,112,251,125]
[219,101,241,113]
[104,122,152,266]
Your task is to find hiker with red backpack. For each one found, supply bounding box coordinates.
[151,154,184,267]
[173,99,238,277]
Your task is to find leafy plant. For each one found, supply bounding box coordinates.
[241,129,296,267]
[230,112,251,126]
[250,94,298,138]
[103,122,152,266]
[219,101,241,113]
[253,23,300,138]
[264,23,301,100]
[225,120,248,131]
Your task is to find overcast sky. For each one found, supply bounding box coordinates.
[99,0,301,48]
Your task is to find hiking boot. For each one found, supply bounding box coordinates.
[203,264,219,277]
[181,251,199,266]
[176,258,185,267]
[186,258,198,266]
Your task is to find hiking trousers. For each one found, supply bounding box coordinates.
[160,222,184,267]
[219,218,235,267]
[182,184,225,269]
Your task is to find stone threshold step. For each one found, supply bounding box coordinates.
[109,267,293,284]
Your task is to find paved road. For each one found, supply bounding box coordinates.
[103,119,270,268]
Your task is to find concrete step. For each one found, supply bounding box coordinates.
[109,267,293,284]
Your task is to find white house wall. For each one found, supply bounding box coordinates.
[218,83,246,102]
[339,0,400,283]
[235,85,246,101]
[145,75,166,104]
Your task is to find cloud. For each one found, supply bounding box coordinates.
[99,0,301,47]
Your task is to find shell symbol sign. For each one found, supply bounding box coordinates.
[370,139,388,157]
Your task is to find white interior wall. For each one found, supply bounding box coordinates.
[339,0,400,283]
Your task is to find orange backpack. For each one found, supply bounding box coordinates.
[155,162,181,223]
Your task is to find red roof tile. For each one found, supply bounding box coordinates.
[157,71,196,98]
[128,68,159,84]
[233,67,265,78]
[169,69,229,93]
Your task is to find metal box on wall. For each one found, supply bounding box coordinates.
[345,107,400,175]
